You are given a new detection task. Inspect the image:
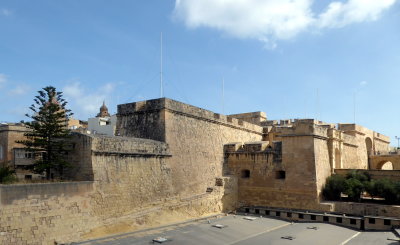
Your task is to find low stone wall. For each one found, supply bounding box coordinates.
[330,201,400,218]
[0,178,236,245]
[241,205,400,231]
[0,182,98,245]
[335,169,400,180]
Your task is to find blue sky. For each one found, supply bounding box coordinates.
[0,0,399,145]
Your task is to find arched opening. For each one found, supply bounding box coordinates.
[241,169,250,178]
[377,161,394,170]
[334,149,341,169]
[365,137,373,156]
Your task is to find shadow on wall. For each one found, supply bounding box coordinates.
[0,181,93,205]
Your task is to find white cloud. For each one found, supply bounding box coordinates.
[0,8,12,17]
[175,0,314,42]
[62,81,117,119]
[9,84,30,95]
[174,0,397,46]
[318,0,396,28]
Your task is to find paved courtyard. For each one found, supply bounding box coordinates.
[77,215,400,245]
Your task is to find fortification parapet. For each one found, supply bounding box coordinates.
[117,98,263,140]
[374,131,390,143]
[224,141,282,154]
[224,142,243,152]
[242,141,270,152]
[228,111,267,126]
[271,119,329,139]
[90,134,170,157]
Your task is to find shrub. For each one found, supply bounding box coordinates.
[322,174,346,201]
[0,166,17,184]
[365,180,378,199]
[375,178,398,204]
[344,178,364,202]
[346,170,370,183]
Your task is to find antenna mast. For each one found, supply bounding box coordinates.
[160,32,163,98]
[353,92,356,123]
[222,77,225,114]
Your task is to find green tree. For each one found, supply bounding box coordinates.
[374,178,398,204]
[344,178,364,202]
[322,174,346,201]
[18,86,73,180]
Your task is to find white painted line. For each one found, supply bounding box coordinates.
[228,223,292,245]
[340,232,361,245]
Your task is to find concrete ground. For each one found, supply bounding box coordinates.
[76,215,400,245]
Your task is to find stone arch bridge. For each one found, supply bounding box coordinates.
[370,154,400,170]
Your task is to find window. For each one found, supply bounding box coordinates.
[336,217,342,223]
[276,211,281,217]
[245,208,250,213]
[368,218,375,224]
[287,212,292,218]
[323,216,329,222]
[265,210,270,215]
[24,175,32,180]
[255,209,260,214]
[276,171,286,179]
[0,145,3,160]
[24,152,33,159]
[298,214,304,219]
[350,219,356,225]
[384,219,391,226]
[241,169,250,178]
[311,215,316,220]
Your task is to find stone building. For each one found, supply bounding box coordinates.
[224,119,392,211]
[1,97,400,244]
[70,98,395,212]
[88,101,117,136]
[0,123,32,168]
[68,118,88,130]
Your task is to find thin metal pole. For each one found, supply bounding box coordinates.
[353,92,356,124]
[160,32,164,98]
[222,77,225,114]
[316,88,319,121]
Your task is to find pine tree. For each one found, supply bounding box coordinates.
[19,86,73,180]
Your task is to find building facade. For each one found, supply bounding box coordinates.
[88,102,117,136]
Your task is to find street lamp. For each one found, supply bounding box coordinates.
[396,136,400,150]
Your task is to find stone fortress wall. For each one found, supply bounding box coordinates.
[0,98,397,244]
[117,98,263,197]
[224,117,393,213]
[0,132,238,244]
[0,98,262,244]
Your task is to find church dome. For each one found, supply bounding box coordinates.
[97,101,111,117]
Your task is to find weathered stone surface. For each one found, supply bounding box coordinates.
[0,98,396,244]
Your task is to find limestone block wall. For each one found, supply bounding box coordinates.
[314,136,332,200]
[338,124,390,169]
[228,111,267,125]
[0,182,98,245]
[65,133,94,180]
[374,136,391,154]
[341,134,359,169]
[117,98,263,198]
[330,201,400,218]
[225,137,324,211]
[0,132,239,244]
[335,169,400,180]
